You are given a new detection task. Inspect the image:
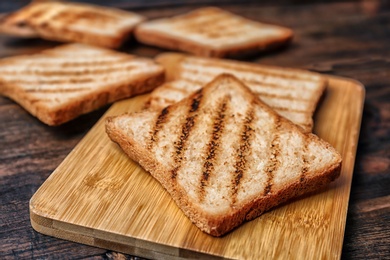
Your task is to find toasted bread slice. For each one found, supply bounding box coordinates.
[145,53,326,132]
[134,7,293,57]
[106,74,342,236]
[0,43,164,125]
[0,1,145,48]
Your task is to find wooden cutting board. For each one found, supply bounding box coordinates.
[30,75,364,259]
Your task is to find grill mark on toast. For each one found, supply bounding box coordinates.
[12,78,94,85]
[4,64,146,86]
[175,15,217,33]
[250,88,313,101]
[263,118,282,196]
[25,87,90,93]
[28,98,51,104]
[148,107,169,150]
[231,105,255,205]
[146,98,178,110]
[300,139,309,182]
[245,78,317,92]
[171,89,203,180]
[173,10,245,39]
[15,57,134,68]
[199,97,228,202]
[176,15,240,39]
[271,106,311,114]
[1,64,139,77]
[51,11,80,25]
[49,9,117,27]
[178,78,314,101]
[60,58,136,66]
[182,59,321,83]
[27,8,46,21]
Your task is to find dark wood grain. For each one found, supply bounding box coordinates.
[1,1,389,259]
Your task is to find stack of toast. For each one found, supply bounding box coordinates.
[0,2,342,237]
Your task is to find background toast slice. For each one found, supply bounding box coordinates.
[0,43,164,126]
[134,7,293,57]
[0,1,145,48]
[145,52,327,132]
[106,74,342,236]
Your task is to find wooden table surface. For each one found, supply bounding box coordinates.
[0,1,389,259]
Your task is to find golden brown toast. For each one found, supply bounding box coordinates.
[0,1,145,48]
[106,74,341,236]
[134,7,293,57]
[0,43,164,125]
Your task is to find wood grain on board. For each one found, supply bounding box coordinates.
[29,75,364,259]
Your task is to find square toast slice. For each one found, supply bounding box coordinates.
[0,1,145,48]
[0,43,164,125]
[145,53,326,133]
[105,74,342,236]
[134,7,293,57]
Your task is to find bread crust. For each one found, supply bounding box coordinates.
[105,74,342,236]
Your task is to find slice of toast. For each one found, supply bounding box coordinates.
[0,43,164,126]
[134,7,293,57]
[106,74,342,236]
[145,53,326,133]
[0,1,145,48]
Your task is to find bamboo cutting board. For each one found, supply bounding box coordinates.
[30,75,364,259]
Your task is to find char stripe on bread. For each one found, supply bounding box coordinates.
[106,74,342,236]
[2,66,136,77]
[25,87,91,93]
[171,90,203,180]
[172,10,247,38]
[263,118,281,196]
[4,65,151,86]
[199,97,228,203]
[149,107,170,149]
[231,106,255,205]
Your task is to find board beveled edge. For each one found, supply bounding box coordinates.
[29,206,225,260]
[28,74,365,260]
